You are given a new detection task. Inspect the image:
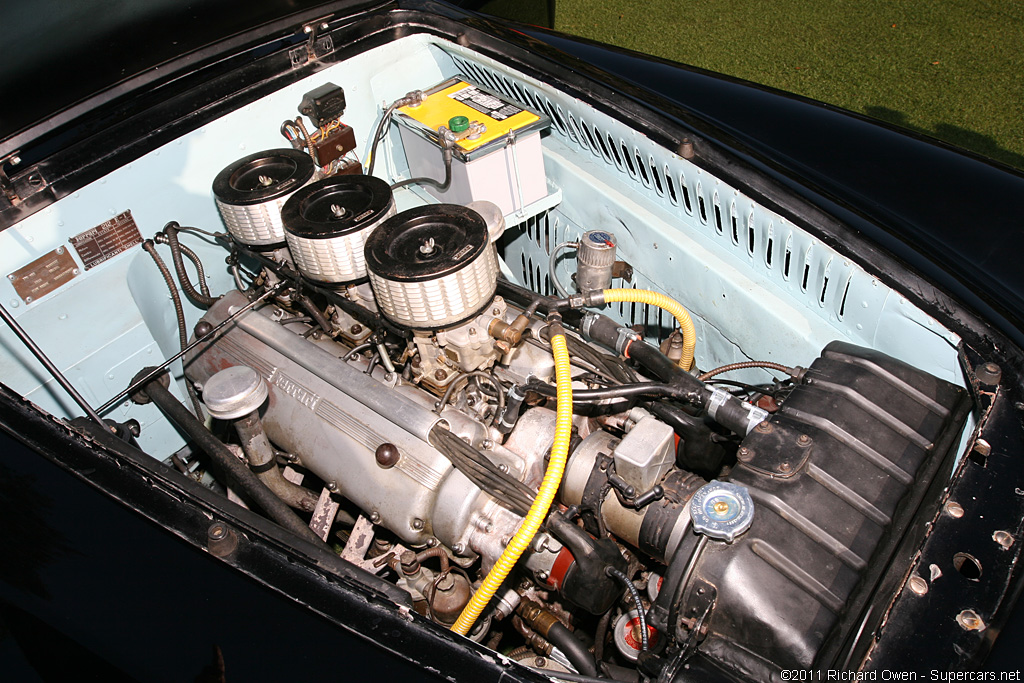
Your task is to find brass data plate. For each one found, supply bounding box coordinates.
[69,210,143,270]
[9,246,79,305]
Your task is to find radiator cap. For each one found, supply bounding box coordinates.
[690,481,754,543]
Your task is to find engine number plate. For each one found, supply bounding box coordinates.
[8,246,79,305]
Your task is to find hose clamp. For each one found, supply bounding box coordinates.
[614,326,641,356]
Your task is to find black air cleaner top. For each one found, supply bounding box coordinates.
[212,149,314,205]
[282,175,394,239]
[365,205,489,283]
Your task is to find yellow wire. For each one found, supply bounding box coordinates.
[600,288,697,370]
[451,328,573,636]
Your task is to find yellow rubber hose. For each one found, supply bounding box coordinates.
[601,289,697,370]
[451,326,574,636]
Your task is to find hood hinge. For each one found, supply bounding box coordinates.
[290,17,335,67]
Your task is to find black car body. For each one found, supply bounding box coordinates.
[2,2,1023,680]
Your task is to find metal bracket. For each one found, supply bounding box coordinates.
[0,153,22,205]
[290,17,334,67]
[309,487,341,541]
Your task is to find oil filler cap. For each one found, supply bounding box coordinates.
[690,481,754,543]
[203,366,269,421]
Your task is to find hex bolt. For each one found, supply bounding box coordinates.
[453,543,466,555]
[779,462,792,473]
[908,575,928,596]
[737,447,753,462]
[350,324,362,335]
[796,434,812,447]
[755,421,773,434]
[945,500,965,519]
[975,362,1002,386]
[370,511,381,524]
[434,369,448,381]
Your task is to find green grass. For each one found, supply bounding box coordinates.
[477,0,1024,170]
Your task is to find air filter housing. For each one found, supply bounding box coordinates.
[365,205,498,330]
[213,149,315,247]
[282,175,395,285]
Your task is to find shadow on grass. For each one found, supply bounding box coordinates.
[864,106,1024,172]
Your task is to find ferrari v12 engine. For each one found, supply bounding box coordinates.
[150,77,976,680]
[182,194,968,678]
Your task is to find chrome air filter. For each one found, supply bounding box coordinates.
[365,205,498,330]
[282,175,395,284]
[212,149,315,247]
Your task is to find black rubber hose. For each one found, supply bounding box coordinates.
[495,279,584,328]
[141,373,325,546]
[646,402,727,476]
[525,670,627,683]
[584,313,764,436]
[546,622,599,678]
[161,223,219,307]
[142,240,205,418]
[540,326,635,385]
[522,380,680,403]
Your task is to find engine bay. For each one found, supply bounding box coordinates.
[0,34,977,681]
